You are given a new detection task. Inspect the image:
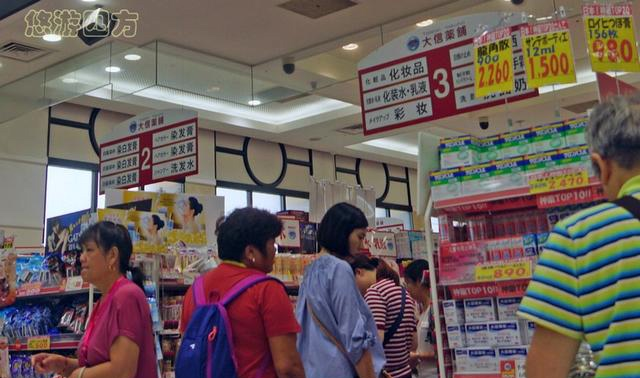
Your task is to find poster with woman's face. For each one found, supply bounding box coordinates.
[96,209,168,254]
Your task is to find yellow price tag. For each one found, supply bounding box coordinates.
[27,336,51,351]
[583,3,640,72]
[474,27,514,98]
[529,168,589,194]
[475,260,532,282]
[522,20,577,88]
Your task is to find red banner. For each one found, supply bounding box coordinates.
[448,279,530,300]
[536,185,605,208]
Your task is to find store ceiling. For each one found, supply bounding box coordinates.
[1,0,640,168]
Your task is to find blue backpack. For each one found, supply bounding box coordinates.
[176,274,278,378]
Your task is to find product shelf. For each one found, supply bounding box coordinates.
[453,374,500,378]
[8,334,83,352]
[16,283,92,300]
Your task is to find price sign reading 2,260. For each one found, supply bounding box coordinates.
[474,27,514,98]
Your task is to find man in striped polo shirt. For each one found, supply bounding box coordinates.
[518,94,640,378]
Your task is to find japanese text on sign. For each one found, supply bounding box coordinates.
[475,259,532,282]
[27,336,51,351]
[529,167,589,194]
[24,9,139,38]
[522,20,576,87]
[474,27,514,97]
[361,58,428,92]
[583,3,640,72]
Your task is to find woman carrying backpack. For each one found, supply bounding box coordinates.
[31,221,158,378]
[364,259,417,378]
[296,203,386,378]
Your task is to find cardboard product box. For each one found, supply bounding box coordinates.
[395,231,412,259]
[455,347,499,373]
[409,231,427,259]
[443,300,466,325]
[460,163,497,196]
[556,146,594,177]
[498,346,528,378]
[491,158,527,192]
[497,297,522,321]
[464,298,496,323]
[501,129,534,159]
[430,169,462,201]
[488,321,523,346]
[447,325,467,348]
[465,323,491,347]
[479,136,504,163]
[530,122,566,153]
[536,233,550,254]
[524,321,535,343]
[524,151,561,181]
[440,136,480,169]
[511,235,538,258]
[564,117,588,148]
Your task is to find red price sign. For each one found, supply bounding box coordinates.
[474,27,514,98]
[583,3,640,72]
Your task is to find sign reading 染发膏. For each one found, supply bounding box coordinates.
[583,3,640,73]
[99,109,198,193]
[522,20,577,87]
[357,13,538,135]
[474,27,514,98]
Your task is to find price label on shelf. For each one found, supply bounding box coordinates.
[474,27,514,98]
[522,20,576,87]
[529,167,589,194]
[26,336,50,351]
[583,3,640,72]
[475,260,532,282]
[18,282,41,297]
[65,276,84,292]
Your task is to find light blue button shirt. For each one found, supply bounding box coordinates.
[296,254,386,378]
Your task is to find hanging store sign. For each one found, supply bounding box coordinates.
[99,109,198,193]
[522,20,577,87]
[583,3,640,72]
[474,27,514,98]
[357,13,538,135]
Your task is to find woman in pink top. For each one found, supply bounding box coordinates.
[32,221,158,378]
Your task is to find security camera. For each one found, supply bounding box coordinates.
[282,57,295,75]
[511,0,524,4]
[479,116,489,130]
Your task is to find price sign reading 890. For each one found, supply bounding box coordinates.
[522,20,577,88]
[474,27,515,98]
[583,3,640,73]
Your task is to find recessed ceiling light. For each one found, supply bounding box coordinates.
[42,34,61,42]
[206,86,221,92]
[416,19,434,27]
[82,0,97,2]
[62,77,79,84]
[342,43,359,51]
[536,16,553,21]
[105,66,121,73]
[248,100,261,106]
[124,54,141,61]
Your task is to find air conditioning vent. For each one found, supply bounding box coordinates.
[278,0,358,19]
[0,41,50,62]
[336,124,363,135]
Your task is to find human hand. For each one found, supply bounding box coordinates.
[31,353,67,374]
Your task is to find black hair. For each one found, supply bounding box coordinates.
[188,197,203,216]
[79,221,145,291]
[151,215,165,230]
[349,254,377,273]
[404,259,430,287]
[317,202,368,258]
[217,207,282,262]
[214,215,226,236]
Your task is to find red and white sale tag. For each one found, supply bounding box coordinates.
[65,276,84,292]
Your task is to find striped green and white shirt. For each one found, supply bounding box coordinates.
[518,175,640,378]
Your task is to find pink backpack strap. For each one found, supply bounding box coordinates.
[192,276,207,306]
[220,274,279,307]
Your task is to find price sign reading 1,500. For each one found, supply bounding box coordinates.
[477,55,511,89]
[527,52,571,79]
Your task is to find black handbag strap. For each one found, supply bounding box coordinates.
[614,195,640,221]
[383,288,406,347]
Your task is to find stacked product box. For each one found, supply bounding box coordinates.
[529,122,566,153]
[479,135,503,163]
[501,129,534,159]
[564,117,588,148]
[460,164,496,196]
[430,169,462,201]
[440,136,480,169]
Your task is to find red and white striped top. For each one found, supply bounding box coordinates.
[364,279,417,378]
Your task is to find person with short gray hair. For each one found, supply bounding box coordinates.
[518,94,640,378]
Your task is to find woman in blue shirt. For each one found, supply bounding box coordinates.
[296,202,386,378]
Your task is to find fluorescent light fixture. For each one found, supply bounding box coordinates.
[62,77,79,84]
[82,0,97,2]
[105,66,121,73]
[248,100,261,106]
[361,139,419,155]
[342,43,359,51]
[124,54,141,61]
[536,16,553,21]
[43,34,62,42]
[416,19,434,27]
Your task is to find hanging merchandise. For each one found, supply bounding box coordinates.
[522,20,577,88]
[583,3,640,73]
[308,177,376,225]
[474,27,515,98]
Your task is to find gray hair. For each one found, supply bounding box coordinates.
[587,94,640,171]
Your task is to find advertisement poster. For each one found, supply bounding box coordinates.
[96,209,168,254]
[45,209,93,278]
[105,190,224,247]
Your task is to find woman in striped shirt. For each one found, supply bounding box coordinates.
[364,258,418,378]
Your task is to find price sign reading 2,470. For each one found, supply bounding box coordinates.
[474,27,515,98]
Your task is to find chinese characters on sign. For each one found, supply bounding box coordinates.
[357,14,538,135]
[522,20,576,87]
[474,27,514,98]
[99,109,198,192]
[24,9,139,38]
[583,3,640,72]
